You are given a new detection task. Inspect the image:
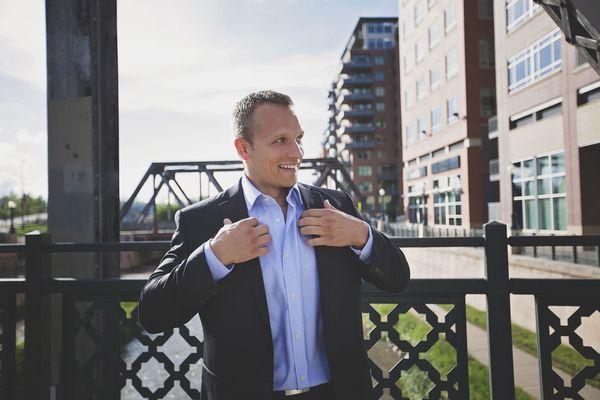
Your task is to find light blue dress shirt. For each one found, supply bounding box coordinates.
[203,174,374,390]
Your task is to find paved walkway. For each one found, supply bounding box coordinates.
[424,305,600,399]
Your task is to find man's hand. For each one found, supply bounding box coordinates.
[209,217,271,265]
[298,199,369,248]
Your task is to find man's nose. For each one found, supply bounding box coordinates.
[290,140,304,160]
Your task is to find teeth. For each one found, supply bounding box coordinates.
[279,165,297,170]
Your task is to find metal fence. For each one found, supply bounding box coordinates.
[0,222,599,399]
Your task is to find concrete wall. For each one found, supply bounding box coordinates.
[402,247,600,351]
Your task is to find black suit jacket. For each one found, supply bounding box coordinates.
[138,178,410,400]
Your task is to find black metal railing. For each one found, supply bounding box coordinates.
[0,223,598,399]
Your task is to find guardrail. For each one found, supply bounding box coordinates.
[0,222,598,399]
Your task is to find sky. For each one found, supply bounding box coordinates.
[0,0,397,202]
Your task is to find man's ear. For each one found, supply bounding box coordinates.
[234,137,251,161]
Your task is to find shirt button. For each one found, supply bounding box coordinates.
[290,292,295,298]
[300,376,305,381]
[284,252,289,259]
[295,333,300,339]
[275,217,281,223]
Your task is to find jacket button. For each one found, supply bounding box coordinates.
[264,381,272,390]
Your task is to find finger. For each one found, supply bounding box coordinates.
[256,233,272,246]
[223,218,232,225]
[324,199,336,209]
[301,209,325,218]
[243,217,260,227]
[253,224,270,236]
[307,237,326,247]
[299,226,324,236]
[298,216,322,227]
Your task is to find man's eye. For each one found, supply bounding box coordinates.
[274,138,284,143]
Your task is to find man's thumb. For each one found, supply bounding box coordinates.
[223,218,232,225]
[324,199,335,209]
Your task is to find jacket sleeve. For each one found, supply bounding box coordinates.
[138,209,226,333]
[341,192,411,293]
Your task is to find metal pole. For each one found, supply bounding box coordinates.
[24,232,51,398]
[484,221,516,400]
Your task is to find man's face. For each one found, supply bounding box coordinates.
[238,103,304,193]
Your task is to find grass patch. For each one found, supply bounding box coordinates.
[15,223,47,235]
[368,305,535,399]
[439,304,600,389]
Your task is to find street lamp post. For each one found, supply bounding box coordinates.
[8,200,16,234]
[378,187,386,221]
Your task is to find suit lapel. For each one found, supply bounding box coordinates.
[217,178,271,334]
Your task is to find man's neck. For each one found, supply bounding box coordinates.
[244,171,291,209]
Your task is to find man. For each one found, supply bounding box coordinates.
[138,90,410,400]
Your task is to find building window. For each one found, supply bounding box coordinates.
[414,0,425,26]
[415,39,426,64]
[416,76,426,100]
[403,16,413,39]
[507,29,562,93]
[404,88,414,110]
[358,165,373,176]
[577,85,600,106]
[430,67,441,90]
[506,0,541,31]
[479,38,495,68]
[375,71,385,81]
[357,150,371,160]
[509,101,562,129]
[417,115,427,139]
[480,88,496,117]
[406,124,416,144]
[428,0,438,9]
[429,22,440,49]
[447,96,459,123]
[478,0,493,20]
[376,102,386,111]
[375,87,385,97]
[359,181,373,192]
[375,119,387,128]
[403,52,414,75]
[408,195,428,224]
[446,48,458,78]
[512,152,566,231]
[431,105,442,133]
[444,2,457,33]
[434,189,462,225]
[377,150,384,159]
[374,56,385,65]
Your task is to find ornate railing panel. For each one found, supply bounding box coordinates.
[536,296,600,399]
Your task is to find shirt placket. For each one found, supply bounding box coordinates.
[282,200,310,389]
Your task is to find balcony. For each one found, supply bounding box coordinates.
[339,91,374,105]
[339,75,374,90]
[345,140,376,149]
[341,59,372,73]
[338,108,374,122]
[339,124,375,136]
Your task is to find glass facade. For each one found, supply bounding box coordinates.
[512,152,566,231]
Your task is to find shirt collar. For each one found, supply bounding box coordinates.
[240,173,302,211]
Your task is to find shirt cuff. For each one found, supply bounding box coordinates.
[350,225,374,264]
[203,241,235,282]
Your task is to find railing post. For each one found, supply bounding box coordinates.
[484,221,515,400]
[24,232,51,399]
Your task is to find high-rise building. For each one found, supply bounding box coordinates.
[398,0,497,229]
[322,17,402,218]
[493,0,600,234]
